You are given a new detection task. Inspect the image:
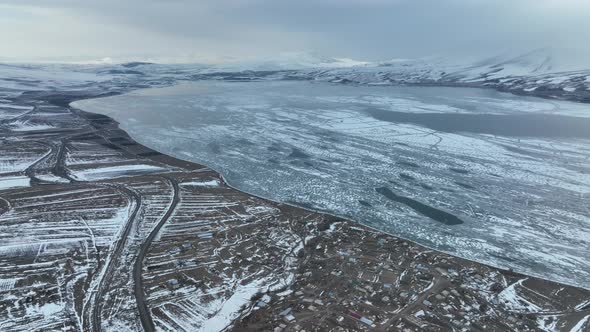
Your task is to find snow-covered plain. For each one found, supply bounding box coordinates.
[0,176,30,191]
[69,164,167,181]
[180,179,221,187]
[1,51,589,331]
[141,172,305,332]
[74,80,590,289]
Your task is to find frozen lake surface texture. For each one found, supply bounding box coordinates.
[74,81,590,288]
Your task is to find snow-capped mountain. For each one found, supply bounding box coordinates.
[198,51,370,73]
[266,49,590,103]
[1,49,589,103]
[442,48,588,81]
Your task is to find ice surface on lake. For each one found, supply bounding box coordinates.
[73,81,590,289]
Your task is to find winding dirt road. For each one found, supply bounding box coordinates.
[134,175,180,332]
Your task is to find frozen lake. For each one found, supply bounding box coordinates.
[73,81,590,288]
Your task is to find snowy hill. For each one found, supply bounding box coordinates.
[1,49,589,103]
[199,52,370,73]
[261,49,590,103]
[442,49,588,81]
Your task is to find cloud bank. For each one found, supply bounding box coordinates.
[1,0,589,63]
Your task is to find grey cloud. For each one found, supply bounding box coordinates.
[1,0,589,62]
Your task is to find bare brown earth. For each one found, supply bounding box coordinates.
[0,90,589,332]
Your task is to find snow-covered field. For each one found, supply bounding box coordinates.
[74,80,590,289]
[0,183,133,331]
[1,50,589,331]
[0,142,51,175]
[69,164,167,181]
[0,176,30,191]
[143,172,306,331]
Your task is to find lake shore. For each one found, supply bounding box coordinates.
[0,83,589,331]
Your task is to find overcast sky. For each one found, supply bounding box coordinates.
[1,0,589,63]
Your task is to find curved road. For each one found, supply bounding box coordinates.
[134,175,180,332]
[83,184,142,332]
[24,140,55,181]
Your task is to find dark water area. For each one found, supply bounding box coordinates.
[367,108,590,138]
[375,187,464,225]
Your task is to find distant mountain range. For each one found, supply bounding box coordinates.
[260,49,590,103]
[158,49,586,103]
[203,51,371,71]
[1,49,589,103]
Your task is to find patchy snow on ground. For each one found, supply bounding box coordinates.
[180,179,221,187]
[536,315,559,332]
[0,103,32,111]
[570,315,590,332]
[0,278,17,291]
[65,141,129,166]
[497,278,543,313]
[0,160,31,174]
[0,144,50,174]
[69,164,166,181]
[198,278,275,331]
[34,173,70,184]
[8,120,55,132]
[27,302,63,320]
[575,299,590,311]
[245,205,279,215]
[0,185,133,249]
[0,103,34,119]
[0,176,30,191]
